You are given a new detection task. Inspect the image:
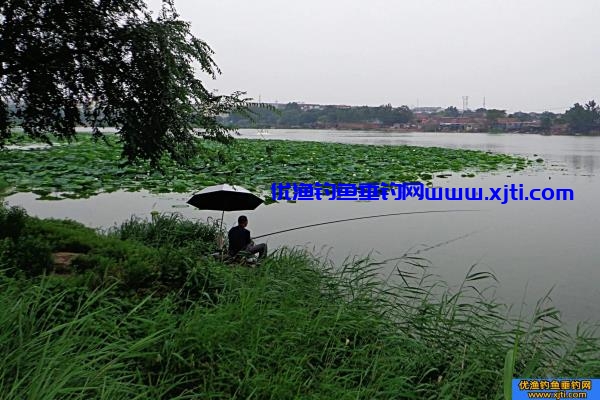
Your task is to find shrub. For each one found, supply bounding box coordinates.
[0,205,54,276]
[11,235,54,276]
[0,204,27,241]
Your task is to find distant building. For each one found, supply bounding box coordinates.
[334,122,383,130]
[495,118,522,130]
[297,103,324,111]
[247,101,287,109]
[438,117,483,132]
[269,103,287,110]
[412,106,443,114]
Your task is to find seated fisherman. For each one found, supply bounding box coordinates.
[228,215,267,260]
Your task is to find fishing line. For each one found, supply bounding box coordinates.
[381,228,487,286]
[252,209,480,240]
[409,228,486,256]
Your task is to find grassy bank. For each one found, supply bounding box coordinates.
[0,133,530,199]
[0,204,598,399]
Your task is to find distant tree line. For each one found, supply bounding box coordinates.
[222,103,414,128]
[222,100,600,135]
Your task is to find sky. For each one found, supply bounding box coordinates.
[147,0,600,113]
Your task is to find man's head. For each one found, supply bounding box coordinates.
[238,215,248,228]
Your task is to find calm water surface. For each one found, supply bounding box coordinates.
[6,130,600,324]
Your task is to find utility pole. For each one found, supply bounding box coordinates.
[462,96,469,113]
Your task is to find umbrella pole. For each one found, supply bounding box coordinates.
[219,210,225,259]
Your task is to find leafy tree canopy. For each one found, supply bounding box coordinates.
[485,109,506,118]
[540,111,555,131]
[0,0,250,166]
[564,100,600,134]
[509,111,532,122]
[443,106,459,117]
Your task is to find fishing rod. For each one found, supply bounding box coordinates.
[252,209,480,240]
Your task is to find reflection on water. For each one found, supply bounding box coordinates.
[5,130,600,325]
[567,154,596,174]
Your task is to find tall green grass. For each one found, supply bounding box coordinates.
[0,178,9,194]
[0,204,598,399]
[111,213,221,256]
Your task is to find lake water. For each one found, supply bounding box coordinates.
[6,129,600,325]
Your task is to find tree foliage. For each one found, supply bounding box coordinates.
[564,100,600,134]
[224,103,414,128]
[443,106,459,117]
[540,111,555,131]
[509,112,532,122]
[485,109,507,126]
[0,0,250,166]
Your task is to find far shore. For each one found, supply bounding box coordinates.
[7,126,600,137]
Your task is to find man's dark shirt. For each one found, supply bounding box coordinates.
[228,225,251,256]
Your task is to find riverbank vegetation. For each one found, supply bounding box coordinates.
[223,100,600,135]
[0,134,529,199]
[0,204,598,399]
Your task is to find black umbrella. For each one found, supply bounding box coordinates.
[187,184,264,212]
[187,184,264,246]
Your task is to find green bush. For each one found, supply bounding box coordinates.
[70,253,110,273]
[22,218,96,253]
[11,235,54,276]
[0,204,27,241]
[0,178,9,194]
[0,238,14,269]
[0,206,54,276]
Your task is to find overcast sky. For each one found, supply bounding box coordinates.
[147,0,600,112]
